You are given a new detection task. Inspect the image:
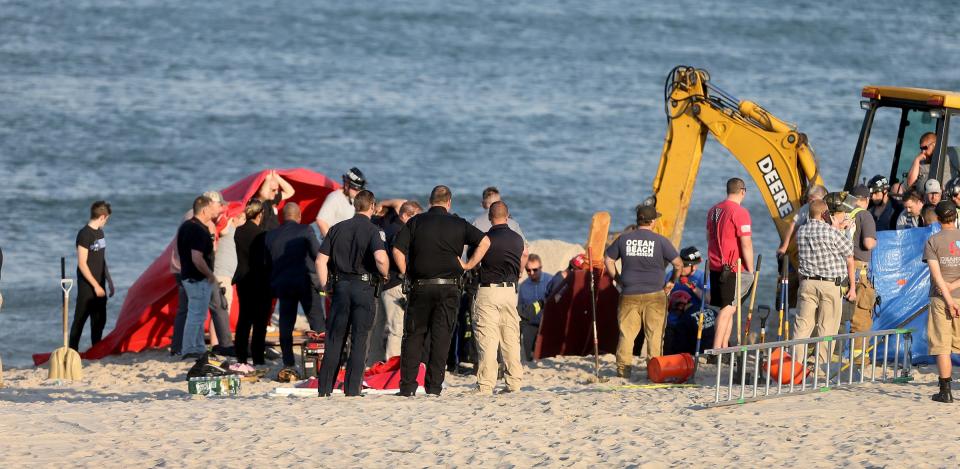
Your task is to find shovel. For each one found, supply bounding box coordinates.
[49,257,82,381]
[586,248,607,383]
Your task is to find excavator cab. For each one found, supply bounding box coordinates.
[845,87,960,192]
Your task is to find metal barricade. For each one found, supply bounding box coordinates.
[701,328,913,408]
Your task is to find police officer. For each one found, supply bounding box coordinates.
[393,185,490,396]
[473,201,528,395]
[315,190,390,397]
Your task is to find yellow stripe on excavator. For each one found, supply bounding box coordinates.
[652,66,823,249]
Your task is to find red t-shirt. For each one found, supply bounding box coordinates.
[706,199,752,272]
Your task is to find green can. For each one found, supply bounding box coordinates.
[188,375,241,396]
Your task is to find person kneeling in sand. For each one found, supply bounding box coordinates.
[604,204,682,379]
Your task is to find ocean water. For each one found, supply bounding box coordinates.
[1,0,958,366]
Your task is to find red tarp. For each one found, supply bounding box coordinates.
[33,168,339,365]
[533,268,623,360]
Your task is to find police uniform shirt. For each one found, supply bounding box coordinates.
[319,213,386,276]
[478,224,524,284]
[394,206,485,280]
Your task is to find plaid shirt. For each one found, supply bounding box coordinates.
[797,219,853,280]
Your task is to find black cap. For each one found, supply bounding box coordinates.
[935,200,957,220]
[680,246,702,266]
[343,167,366,190]
[850,184,870,199]
[867,175,889,193]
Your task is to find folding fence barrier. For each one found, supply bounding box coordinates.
[701,329,913,408]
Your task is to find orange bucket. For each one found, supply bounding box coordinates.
[763,348,807,385]
[647,353,695,383]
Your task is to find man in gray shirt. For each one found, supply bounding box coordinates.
[472,187,526,242]
[846,185,877,337]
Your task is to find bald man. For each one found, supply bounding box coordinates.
[265,202,324,375]
[907,132,939,190]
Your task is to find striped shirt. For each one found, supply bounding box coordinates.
[797,219,853,280]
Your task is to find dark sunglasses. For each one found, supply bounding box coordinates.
[921,144,932,151]
[525,268,541,274]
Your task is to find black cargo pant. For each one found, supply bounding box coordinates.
[317,279,376,396]
[69,280,107,351]
[234,279,272,365]
[399,283,460,395]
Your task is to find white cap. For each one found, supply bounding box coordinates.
[925,179,942,194]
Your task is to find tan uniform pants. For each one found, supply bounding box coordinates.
[381,285,406,360]
[474,286,523,393]
[793,279,843,365]
[849,261,875,333]
[616,291,667,368]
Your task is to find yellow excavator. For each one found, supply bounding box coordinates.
[652,65,960,249]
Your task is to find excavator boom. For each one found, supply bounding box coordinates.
[653,66,823,248]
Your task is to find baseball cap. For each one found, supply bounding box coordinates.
[925,178,942,194]
[935,200,957,219]
[867,175,889,193]
[850,184,870,199]
[680,246,702,266]
[343,167,367,190]
[203,191,225,204]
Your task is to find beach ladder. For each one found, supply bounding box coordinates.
[701,328,913,408]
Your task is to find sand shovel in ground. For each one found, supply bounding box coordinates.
[49,258,82,381]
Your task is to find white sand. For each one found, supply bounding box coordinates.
[0,349,956,467]
[1,238,955,466]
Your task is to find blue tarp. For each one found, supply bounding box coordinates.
[870,223,960,365]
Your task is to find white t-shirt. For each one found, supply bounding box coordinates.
[316,190,355,229]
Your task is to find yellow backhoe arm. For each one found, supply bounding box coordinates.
[652,66,823,248]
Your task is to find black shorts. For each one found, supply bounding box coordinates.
[709,269,754,308]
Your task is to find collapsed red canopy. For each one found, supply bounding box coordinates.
[33,168,339,365]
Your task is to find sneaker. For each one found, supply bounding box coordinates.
[181,352,204,361]
[394,390,415,397]
[212,345,236,357]
[497,387,519,395]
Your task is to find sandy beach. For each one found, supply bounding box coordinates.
[0,348,956,467]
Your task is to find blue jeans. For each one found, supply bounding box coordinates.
[182,279,213,355]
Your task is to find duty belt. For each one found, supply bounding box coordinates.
[415,278,459,286]
[480,282,516,288]
[338,273,374,283]
[802,275,841,285]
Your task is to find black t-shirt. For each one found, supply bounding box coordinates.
[870,198,903,232]
[265,221,321,290]
[260,192,283,231]
[479,224,525,284]
[319,214,386,277]
[233,220,267,284]
[394,206,486,280]
[382,218,405,289]
[177,218,214,281]
[76,225,107,285]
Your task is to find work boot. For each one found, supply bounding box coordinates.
[932,377,954,403]
[616,365,632,379]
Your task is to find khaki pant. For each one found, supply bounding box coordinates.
[474,286,523,393]
[848,262,875,333]
[616,291,667,368]
[928,297,960,355]
[793,279,843,365]
[381,285,406,360]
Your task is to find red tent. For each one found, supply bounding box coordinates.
[33,168,339,365]
[533,268,623,359]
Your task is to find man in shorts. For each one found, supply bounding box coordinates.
[924,200,960,403]
[706,178,754,348]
